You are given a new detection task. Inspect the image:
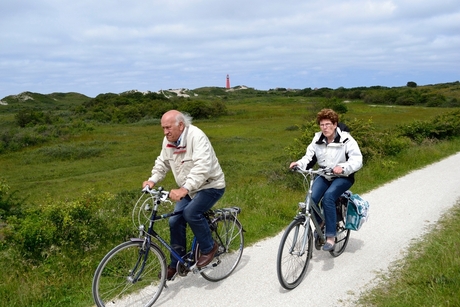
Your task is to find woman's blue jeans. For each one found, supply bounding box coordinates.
[311,176,353,238]
[168,187,225,267]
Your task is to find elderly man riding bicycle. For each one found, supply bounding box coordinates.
[143,110,226,280]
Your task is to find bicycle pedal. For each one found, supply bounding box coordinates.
[177,270,190,277]
[196,266,209,274]
[210,259,220,267]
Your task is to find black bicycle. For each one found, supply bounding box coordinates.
[92,186,244,306]
[276,167,351,290]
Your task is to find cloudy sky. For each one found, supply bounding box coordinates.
[1,0,459,98]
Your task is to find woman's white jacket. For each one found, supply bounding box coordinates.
[296,127,363,177]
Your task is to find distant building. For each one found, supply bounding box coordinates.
[226,74,230,89]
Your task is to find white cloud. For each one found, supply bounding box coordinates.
[1,0,459,97]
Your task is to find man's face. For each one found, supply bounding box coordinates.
[161,116,184,143]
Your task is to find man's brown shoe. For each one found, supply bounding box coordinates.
[196,242,218,268]
[160,266,176,280]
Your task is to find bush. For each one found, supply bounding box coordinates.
[0,120,94,154]
[0,179,23,221]
[180,100,228,119]
[81,91,176,123]
[425,93,446,107]
[0,188,142,306]
[3,191,115,262]
[285,119,318,160]
[398,110,460,143]
[321,98,348,114]
[15,110,54,127]
[0,128,49,151]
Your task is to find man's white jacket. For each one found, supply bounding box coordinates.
[148,125,225,197]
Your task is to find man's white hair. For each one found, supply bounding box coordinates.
[176,112,193,127]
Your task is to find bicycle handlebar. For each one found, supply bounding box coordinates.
[291,166,347,178]
[292,166,333,176]
[142,185,170,201]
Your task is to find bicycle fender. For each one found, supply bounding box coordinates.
[129,238,166,255]
[129,238,144,243]
[293,214,307,222]
[215,207,241,215]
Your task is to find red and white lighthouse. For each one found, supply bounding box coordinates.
[226,74,230,89]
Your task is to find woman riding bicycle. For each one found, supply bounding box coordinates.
[289,109,363,251]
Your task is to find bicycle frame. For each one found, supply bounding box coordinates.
[297,171,327,246]
[128,209,187,283]
[130,186,223,282]
[142,207,197,268]
[277,167,353,290]
[92,186,244,307]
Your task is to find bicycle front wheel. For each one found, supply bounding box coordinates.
[276,217,313,290]
[92,240,167,307]
[200,215,244,282]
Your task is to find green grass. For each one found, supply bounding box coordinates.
[1,100,451,203]
[1,98,460,306]
[357,202,460,307]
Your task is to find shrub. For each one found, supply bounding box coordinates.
[15,110,54,127]
[321,98,348,114]
[285,120,318,160]
[398,110,460,143]
[81,91,175,123]
[0,179,23,221]
[3,191,115,262]
[180,100,213,119]
[179,100,228,119]
[425,93,446,107]
[0,119,95,154]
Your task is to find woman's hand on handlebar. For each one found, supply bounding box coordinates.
[289,162,298,169]
[332,166,344,175]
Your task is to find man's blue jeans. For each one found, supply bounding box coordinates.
[169,187,225,268]
[311,176,353,238]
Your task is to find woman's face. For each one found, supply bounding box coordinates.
[319,119,337,139]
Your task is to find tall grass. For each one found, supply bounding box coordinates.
[0,100,460,306]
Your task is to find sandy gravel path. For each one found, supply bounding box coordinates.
[146,152,460,307]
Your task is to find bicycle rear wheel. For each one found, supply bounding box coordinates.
[329,222,350,257]
[92,240,167,307]
[329,199,351,257]
[276,217,313,290]
[200,215,244,282]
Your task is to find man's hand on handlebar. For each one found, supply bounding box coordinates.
[169,187,188,201]
[143,181,155,189]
